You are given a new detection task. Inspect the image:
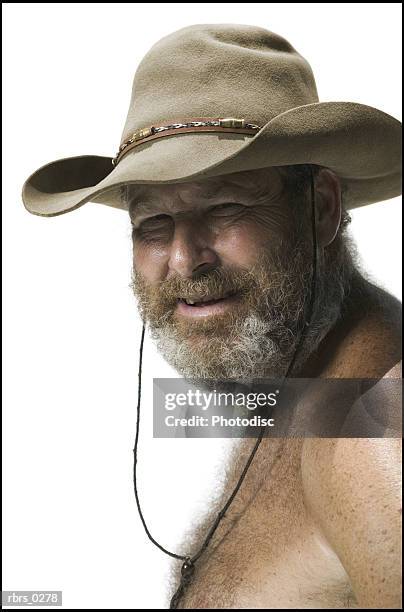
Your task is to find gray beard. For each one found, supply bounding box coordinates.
[142,233,357,382]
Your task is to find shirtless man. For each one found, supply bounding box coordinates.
[21,23,402,610]
[128,164,402,609]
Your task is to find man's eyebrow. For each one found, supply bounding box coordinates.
[128,183,229,213]
[127,177,281,216]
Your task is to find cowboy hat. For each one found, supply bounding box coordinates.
[21,23,402,217]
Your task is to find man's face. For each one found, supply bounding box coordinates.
[130,167,295,281]
[128,167,344,380]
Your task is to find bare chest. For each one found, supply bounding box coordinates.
[172,439,358,609]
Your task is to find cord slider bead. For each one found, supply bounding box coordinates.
[181,558,195,579]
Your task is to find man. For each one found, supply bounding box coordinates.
[22,24,401,609]
[126,164,401,608]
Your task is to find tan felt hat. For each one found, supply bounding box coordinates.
[21,23,402,217]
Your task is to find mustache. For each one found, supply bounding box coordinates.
[134,266,259,305]
[130,244,314,330]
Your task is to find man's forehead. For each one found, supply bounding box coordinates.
[127,167,285,213]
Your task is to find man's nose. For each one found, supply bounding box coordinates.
[167,218,218,278]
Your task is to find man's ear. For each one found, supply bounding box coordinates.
[313,168,342,247]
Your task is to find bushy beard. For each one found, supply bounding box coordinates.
[130,232,355,382]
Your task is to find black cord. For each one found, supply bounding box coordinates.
[133,324,187,561]
[132,167,319,607]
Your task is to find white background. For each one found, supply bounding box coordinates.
[3,3,402,609]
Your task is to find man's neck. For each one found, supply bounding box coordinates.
[297,270,402,378]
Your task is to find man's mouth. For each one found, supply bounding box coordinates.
[176,290,240,317]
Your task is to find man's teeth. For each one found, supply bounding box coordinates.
[182,292,233,306]
[184,298,209,305]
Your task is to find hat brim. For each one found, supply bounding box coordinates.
[22,101,402,217]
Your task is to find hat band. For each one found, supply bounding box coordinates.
[112,117,262,166]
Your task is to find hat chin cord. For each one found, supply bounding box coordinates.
[131,168,318,609]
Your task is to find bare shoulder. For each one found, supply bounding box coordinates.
[301,356,402,607]
[301,437,402,607]
[298,277,402,606]
[338,360,402,437]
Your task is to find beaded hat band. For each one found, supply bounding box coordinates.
[112,117,262,166]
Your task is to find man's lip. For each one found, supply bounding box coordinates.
[179,290,236,306]
[175,291,240,318]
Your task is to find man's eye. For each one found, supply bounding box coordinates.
[209,203,246,216]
